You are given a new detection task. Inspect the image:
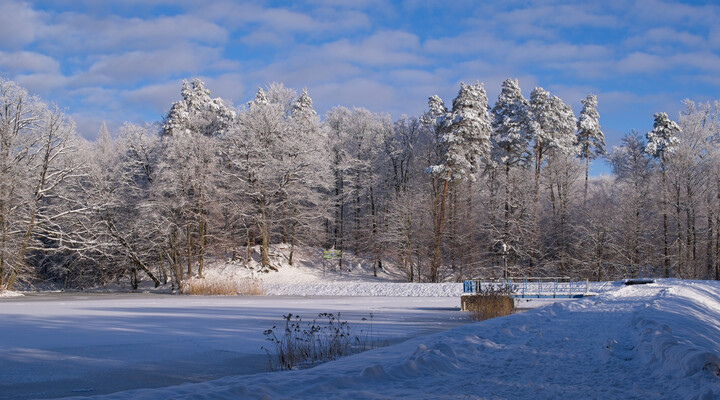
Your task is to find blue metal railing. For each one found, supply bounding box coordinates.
[463,277,589,298]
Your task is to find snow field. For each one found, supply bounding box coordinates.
[43,279,720,400]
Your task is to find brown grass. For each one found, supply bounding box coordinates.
[462,293,515,321]
[181,277,265,296]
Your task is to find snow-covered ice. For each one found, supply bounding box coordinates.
[1,278,718,399]
[0,292,470,399]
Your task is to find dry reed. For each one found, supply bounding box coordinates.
[181,277,265,296]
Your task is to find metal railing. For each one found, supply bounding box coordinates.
[463,277,589,298]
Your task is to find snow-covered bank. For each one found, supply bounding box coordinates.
[57,279,720,400]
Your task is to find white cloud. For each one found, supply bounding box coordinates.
[629,0,720,28]
[13,73,71,97]
[41,13,228,53]
[202,2,370,35]
[124,80,183,115]
[316,31,425,67]
[0,1,40,49]
[615,52,667,74]
[0,51,59,73]
[489,3,620,39]
[78,46,228,86]
[624,28,707,53]
[314,78,399,115]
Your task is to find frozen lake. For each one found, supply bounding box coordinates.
[0,293,471,399]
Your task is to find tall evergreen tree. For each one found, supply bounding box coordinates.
[645,112,681,278]
[426,82,492,281]
[491,78,532,269]
[576,94,605,204]
[528,87,577,271]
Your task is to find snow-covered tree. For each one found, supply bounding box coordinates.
[64,123,164,289]
[158,79,230,279]
[490,78,532,267]
[429,82,492,181]
[645,111,681,277]
[222,84,330,270]
[491,78,532,169]
[0,79,82,290]
[163,78,235,137]
[575,94,605,203]
[665,101,717,278]
[610,131,657,275]
[527,87,577,270]
[645,112,680,160]
[425,82,492,282]
[324,106,389,274]
[285,88,331,265]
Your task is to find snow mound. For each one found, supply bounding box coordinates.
[0,290,23,298]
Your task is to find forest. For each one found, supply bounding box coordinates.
[1,76,718,291]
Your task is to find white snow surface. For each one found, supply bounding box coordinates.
[0,290,23,298]
[2,276,718,399]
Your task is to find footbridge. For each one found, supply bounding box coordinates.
[463,277,591,299]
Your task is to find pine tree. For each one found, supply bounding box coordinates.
[645,112,681,278]
[434,82,492,180]
[645,112,680,160]
[528,87,577,272]
[491,78,532,169]
[163,78,235,137]
[491,79,532,271]
[576,94,605,204]
[426,82,492,282]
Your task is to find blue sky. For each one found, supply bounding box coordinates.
[1,0,719,175]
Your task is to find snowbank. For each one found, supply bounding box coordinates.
[0,290,23,298]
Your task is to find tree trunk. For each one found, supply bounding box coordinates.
[675,184,683,277]
[662,165,670,277]
[198,216,206,278]
[707,210,713,279]
[259,203,269,268]
[289,205,296,266]
[504,163,510,248]
[186,220,193,277]
[370,187,378,277]
[548,177,565,276]
[246,226,252,263]
[583,147,590,206]
[431,172,450,283]
[530,145,543,274]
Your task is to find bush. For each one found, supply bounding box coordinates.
[462,286,515,321]
[262,312,376,371]
[181,277,264,296]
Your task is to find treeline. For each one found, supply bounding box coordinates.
[0,77,718,290]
